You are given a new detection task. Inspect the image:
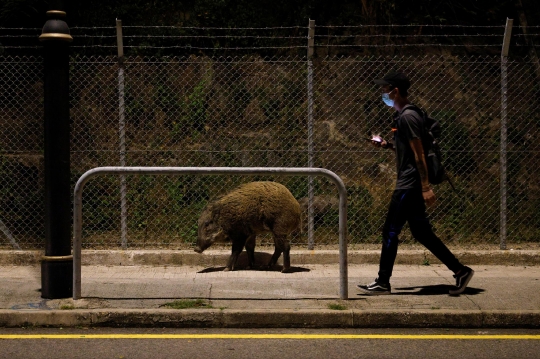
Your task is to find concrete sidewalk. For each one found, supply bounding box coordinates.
[0,250,539,328]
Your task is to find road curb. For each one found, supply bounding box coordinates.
[1,250,539,266]
[1,309,539,328]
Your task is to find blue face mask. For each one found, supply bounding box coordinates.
[382,92,394,107]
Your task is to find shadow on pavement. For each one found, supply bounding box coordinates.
[197,251,310,273]
[197,266,311,274]
[393,284,485,296]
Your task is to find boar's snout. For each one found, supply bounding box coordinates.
[194,245,203,253]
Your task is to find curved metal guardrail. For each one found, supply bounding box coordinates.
[73,167,348,299]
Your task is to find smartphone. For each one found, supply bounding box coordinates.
[365,137,382,143]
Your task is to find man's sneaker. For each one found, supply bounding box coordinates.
[357,278,391,295]
[449,266,474,295]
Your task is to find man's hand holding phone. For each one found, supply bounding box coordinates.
[366,135,387,148]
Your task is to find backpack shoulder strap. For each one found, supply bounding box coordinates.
[400,105,431,137]
[404,105,440,137]
[401,104,424,117]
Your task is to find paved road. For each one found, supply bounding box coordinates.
[1,328,540,359]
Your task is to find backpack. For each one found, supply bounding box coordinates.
[404,105,455,189]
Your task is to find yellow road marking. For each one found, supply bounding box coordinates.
[0,334,540,340]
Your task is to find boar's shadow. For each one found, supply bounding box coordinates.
[197,251,310,273]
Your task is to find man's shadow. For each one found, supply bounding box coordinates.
[393,284,484,296]
[197,251,310,274]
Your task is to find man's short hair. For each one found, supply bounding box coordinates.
[374,71,410,97]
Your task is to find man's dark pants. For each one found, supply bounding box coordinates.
[378,188,464,284]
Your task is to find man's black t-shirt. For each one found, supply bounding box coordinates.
[392,105,425,190]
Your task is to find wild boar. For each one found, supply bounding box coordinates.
[194,181,301,273]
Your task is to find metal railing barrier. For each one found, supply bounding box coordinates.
[73,167,349,300]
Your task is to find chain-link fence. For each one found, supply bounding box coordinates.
[0,56,43,249]
[1,29,540,250]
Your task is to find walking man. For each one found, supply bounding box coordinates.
[358,71,474,296]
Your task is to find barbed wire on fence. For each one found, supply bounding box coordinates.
[121,26,306,30]
[316,34,504,38]
[0,46,41,49]
[69,46,117,49]
[69,45,307,50]
[0,27,41,30]
[1,24,535,58]
[69,27,115,30]
[0,35,42,38]
[122,35,307,39]
[6,24,540,30]
[315,44,502,47]
[316,25,506,28]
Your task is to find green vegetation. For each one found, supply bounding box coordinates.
[328,303,347,311]
[163,299,212,309]
[2,1,533,30]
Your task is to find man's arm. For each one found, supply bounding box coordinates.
[409,138,436,206]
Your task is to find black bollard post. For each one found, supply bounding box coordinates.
[39,10,73,299]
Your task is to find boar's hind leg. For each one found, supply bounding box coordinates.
[245,235,256,270]
[280,236,292,273]
[268,235,291,273]
[266,247,281,271]
[225,238,245,272]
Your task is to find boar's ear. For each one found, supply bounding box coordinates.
[210,205,221,222]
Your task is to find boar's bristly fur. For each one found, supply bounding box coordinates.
[195,181,301,273]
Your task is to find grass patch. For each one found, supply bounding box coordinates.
[327,303,347,311]
[60,304,75,310]
[162,299,212,309]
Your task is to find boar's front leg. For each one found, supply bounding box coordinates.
[225,234,245,272]
[245,234,256,270]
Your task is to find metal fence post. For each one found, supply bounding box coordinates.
[39,10,73,299]
[500,18,513,250]
[116,19,128,249]
[307,19,315,250]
